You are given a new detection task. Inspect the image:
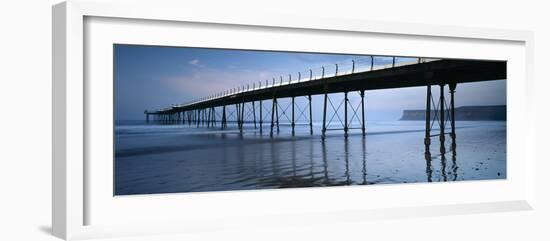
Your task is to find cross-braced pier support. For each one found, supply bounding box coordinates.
[321,91,367,139]
[424,82,457,158]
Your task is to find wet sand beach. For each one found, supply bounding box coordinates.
[114,121,506,195]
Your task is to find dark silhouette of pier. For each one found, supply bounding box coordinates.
[145,56,506,156]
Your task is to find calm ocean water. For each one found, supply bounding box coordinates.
[114,120,506,195]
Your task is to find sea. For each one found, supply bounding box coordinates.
[114,120,506,195]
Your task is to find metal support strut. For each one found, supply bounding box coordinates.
[308,95,313,135]
[259,100,263,134]
[424,85,432,158]
[321,66,328,139]
[439,84,446,154]
[360,90,366,136]
[344,92,349,138]
[291,96,295,136]
[449,82,457,155]
[270,97,277,137]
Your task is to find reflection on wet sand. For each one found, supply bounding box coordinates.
[255,135,367,188]
[344,139,351,185]
[424,147,460,183]
[209,133,461,189]
[322,140,329,185]
[361,137,367,185]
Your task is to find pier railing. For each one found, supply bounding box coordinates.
[160,56,437,111]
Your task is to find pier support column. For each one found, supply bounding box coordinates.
[207,108,211,128]
[275,100,280,134]
[322,92,328,139]
[439,84,446,154]
[210,107,216,127]
[424,85,432,158]
[308,95,313,135]
[236,104,241,130]
[208,108,212,127]
[145,111,149,123]
[344,92,349,138]
[253,101,257,129]
[321,68,327,140]
[259,100,263,134]
[270,98,276,137]
[222,105,226,129]
[449,82,457,156]
[291,96,295,136]
[361,90,366,136]
[212,107,216,127]
[211,107,215,127]
[203,108,207,127]
[240,102,245,133]
[197,109,201,128]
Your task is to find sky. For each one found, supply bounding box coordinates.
[114,44,506,121]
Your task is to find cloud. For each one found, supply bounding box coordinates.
[159,68,278,104]
[188,59,203,67]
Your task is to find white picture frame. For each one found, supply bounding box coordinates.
[52,1,535,240]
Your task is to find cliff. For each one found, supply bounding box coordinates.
[400,105,506,121]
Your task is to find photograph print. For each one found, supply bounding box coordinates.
[114,44,506,195]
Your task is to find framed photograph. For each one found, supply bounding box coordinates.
[53,0,535,240]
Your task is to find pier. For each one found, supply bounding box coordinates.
[145,56,506,156]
